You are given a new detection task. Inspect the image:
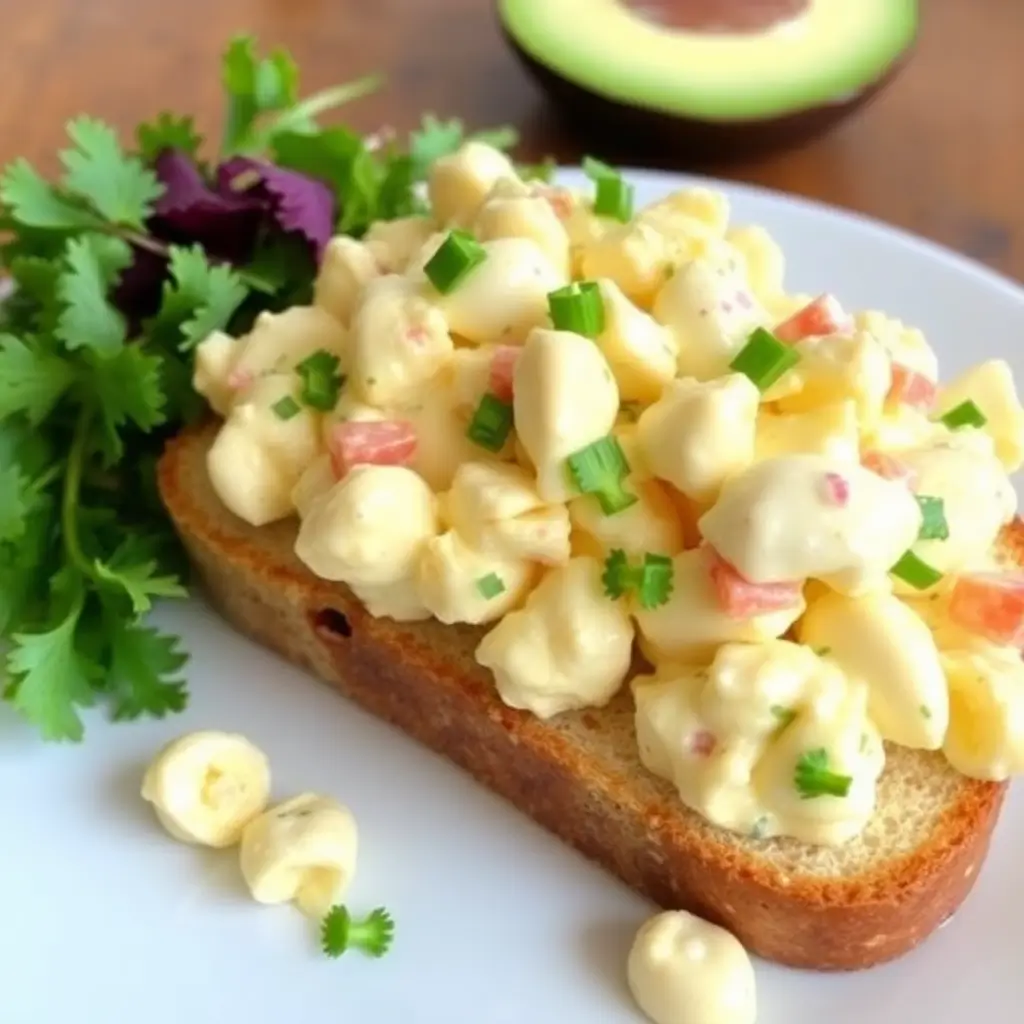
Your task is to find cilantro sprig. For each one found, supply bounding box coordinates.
[321,905,395,959]
[794,749,853,800]
[0,35,517,742]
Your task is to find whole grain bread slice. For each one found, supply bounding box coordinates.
[158,422,1011,971]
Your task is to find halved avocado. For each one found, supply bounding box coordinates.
[498,0,919,159]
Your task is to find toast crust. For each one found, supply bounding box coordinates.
[158,423,1010,971]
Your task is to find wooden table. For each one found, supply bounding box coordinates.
[1,0,1022,280]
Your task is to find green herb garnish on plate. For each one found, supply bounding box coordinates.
[0,34,516,742]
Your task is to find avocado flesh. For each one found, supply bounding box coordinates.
[498,0,918,122]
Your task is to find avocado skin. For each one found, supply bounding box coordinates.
[500,25,914,164]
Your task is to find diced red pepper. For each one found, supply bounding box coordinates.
[861,450,917,488]
[774,294,853,343]
[688,729,717,758]
[822,472,850,507]
[888,362,937,411]
[227,368,254,391]
[328,420,418,478]
[534,185,574,221]
[488,345,520,403]
[948,573,1024,646]
[705,547,803,619]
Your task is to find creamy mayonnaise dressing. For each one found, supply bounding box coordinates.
[196,141,1024,853]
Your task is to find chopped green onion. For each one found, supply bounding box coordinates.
[813,646,832,657]
[771,705,797,729]
[890,549,944,590]
[729,328,800,391]
[467,393,513,452]
[296,349,344,411]
[794,748,852,800]
[915,495,949,541]
[601,549,673,608]
[582,156,633,221]
[920,704,932,719]
[582,155,617,181]
[548,281,605,338]
[424,230,487,294]
[593,176,634,222]
[272,395,301,421]
[476,573,506,600]
[637,553,673,609]
[939,399,987,430]
[517,156,556,183]
[565,435,637,515]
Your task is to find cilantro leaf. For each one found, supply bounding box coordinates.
[409,115,464,178]
[271,127,363,185]
[95,536,187,616]
[254,50,299,113]
[221,35,262,154]
[0,159,104,230]
[221,35,301,154]
[83,346,167,463]
[268,73,384,139]
[157,244,248,351]
[60,117,164,229]
[136,112,203,162]
[5,600,97,742]
[794,748,853,800]
[108,621,189,721]
[55,234,132,355]
[0,464,31,542]
[409,114,519,180]
[7,256,62,333]
[0,334,75,423]
[321,905,395,959]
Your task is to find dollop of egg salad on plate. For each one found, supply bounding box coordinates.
[196,141,1024,849]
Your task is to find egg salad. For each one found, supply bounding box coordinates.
[194,141,1024,848]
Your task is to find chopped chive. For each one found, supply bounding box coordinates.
[296,349,344,411]
[516,156,557,183]
[424,230,487,295]
[890,549,944,590]
[582,155,617,181]
[602,549,673,608]
[565,435,637,515]
[272,395,301,421]
[729,327,801,391]
[637,553,674,609]
[593,176,634,222]
[467,393,513,452]
[794,748,852,800]
[920,704,932,719]
[476,573,506,599]
[939,399,987,430]
[814,646,832,657]
[915,495,949,541]
[548,281,606,338]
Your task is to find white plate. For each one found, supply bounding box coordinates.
[3,169,1023,1024]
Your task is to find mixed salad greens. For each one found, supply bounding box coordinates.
[0,35,520,742]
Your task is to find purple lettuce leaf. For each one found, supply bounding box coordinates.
[150,150,264,264]
[217,157,335,261]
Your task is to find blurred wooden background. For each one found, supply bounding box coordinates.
[0,0,1022,279]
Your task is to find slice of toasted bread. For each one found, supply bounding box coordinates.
[158,421,1011,971]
